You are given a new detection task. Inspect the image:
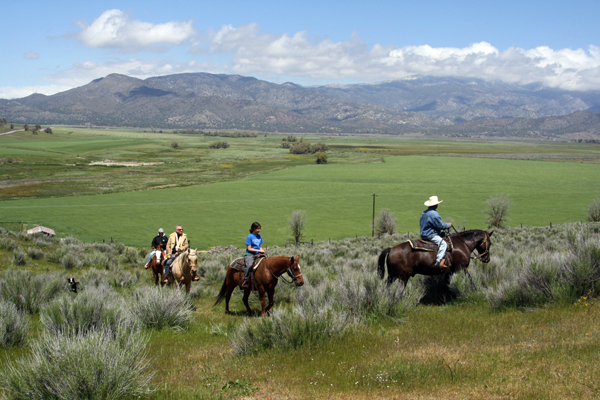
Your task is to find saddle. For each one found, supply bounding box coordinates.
[228,256,265,272]
[408,237,453,253]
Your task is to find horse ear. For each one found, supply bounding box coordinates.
[487,229,494,236]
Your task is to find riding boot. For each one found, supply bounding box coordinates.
[439,258,450,273]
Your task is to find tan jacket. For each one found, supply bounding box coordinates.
[166,232,189,259]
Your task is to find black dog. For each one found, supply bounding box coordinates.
[67,277,79,293]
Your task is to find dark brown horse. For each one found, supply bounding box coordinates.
[148,244,166,286]
[378,229,493,286]
[214,255,304,316]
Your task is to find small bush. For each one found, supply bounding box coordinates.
[209,141,230,149]
[587,198,600,222]
[171,141,179,149]
[129,287,194,330]
[27,247,45,260]
[315,151,328,164]
[40,288,132,338]
[12,248,26,266]
[120,247,142,266]
[0,270,64,315]
[374,208,397,237]
[484,195,511,228]
[288,210,307,244]
[61,253,83,269]
[0,237,17,251]
[0,329,154,399]
[0,300,29,347]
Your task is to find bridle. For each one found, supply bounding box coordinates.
[472,233,490,261]
[451,227,490,261]
[263,256,302,286]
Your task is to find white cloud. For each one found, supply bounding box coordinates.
[23,52,40,60]
[0,84,71,99]
[77,9,195,51]
[199,24,600,90]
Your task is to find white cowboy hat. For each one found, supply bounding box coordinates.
[424,196,443,206]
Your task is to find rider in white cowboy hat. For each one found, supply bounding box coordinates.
[420,196,453,272]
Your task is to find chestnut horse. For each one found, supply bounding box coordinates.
[149,244,166,286]
[378,229,493,286]
[214,255,304,316]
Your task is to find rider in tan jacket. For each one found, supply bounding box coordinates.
[163,225,199,282]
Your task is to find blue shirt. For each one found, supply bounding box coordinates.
[245,233,263,254]
[420,207,450,239]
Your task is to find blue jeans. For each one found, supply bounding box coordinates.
[164,254,176,277]
[425,235,446,264]
[146,250,156,265]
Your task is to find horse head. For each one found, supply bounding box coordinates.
[475,230,493,263]
[287,255,304,286]
[188,249,198,269]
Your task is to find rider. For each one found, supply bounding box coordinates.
[243,222,265,288]
[144,228,168,269]
[420,196,453,272]
[163,225,190,283]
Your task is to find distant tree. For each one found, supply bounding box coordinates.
[44,127,53,134]
[209,141,230,149]
[374,208,397,237]
[315,152,328,164]
[35,124,41,130]
[587,198,600,222]
[23,124,29,131]
[288,210,307,244]
[484,196,511,228]
[310,143,329,153]
[281,142,291,149]
[289,142,311,154]
[10,123,14,129]
[171,142,179,149]
[0,118,6,126]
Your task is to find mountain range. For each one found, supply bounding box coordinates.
[1,72,600,139]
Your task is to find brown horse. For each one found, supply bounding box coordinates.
[148,244,166,286]
[378,229,493,286]
[214,255,304,316]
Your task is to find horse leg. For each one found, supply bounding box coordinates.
[259,289,268,317]
[242,289,253,316]
[264,289,275,314]
[224,283,235,315]
[465,269,476,291]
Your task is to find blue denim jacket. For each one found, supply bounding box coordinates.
[420,207,450,239]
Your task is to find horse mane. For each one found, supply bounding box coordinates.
[455,229,486,240]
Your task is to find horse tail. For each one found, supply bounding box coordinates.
[213,279,227,306]
[377,248,391,279]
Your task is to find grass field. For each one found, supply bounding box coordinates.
[1,127,600,247]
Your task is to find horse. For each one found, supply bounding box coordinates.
[378,229,493,287]
[214,255,304,317]
[148,244,166,286]
[170,249,198,294]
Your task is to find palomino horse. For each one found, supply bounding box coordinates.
[378,229,493,287]
[170,249,198,294]
[214,255,303,316]
[148,244,166,286]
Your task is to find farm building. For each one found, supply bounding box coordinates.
[26,226,56,236]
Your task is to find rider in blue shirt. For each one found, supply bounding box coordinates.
[243,222,264,287]
[420,196,452,272]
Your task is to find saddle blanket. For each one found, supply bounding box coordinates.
[229,257,264,272]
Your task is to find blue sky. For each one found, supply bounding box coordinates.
[2,0,600,98]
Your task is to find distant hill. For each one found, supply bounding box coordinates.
[1,72,600,138]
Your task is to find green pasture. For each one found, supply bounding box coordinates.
[1,155,599,248]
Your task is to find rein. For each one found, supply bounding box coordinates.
[263,256,299,286]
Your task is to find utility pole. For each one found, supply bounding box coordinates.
[371,193,378,237]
